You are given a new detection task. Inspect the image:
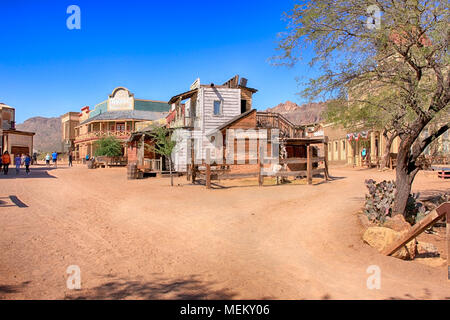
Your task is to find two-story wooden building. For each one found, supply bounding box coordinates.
[62,87,170,160]
[0,103,35,158]
[167,75,258,172]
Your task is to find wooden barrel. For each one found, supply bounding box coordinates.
[127,163,137,180]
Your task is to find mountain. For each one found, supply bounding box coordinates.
[16,116,62,153]
[265,101,327,125]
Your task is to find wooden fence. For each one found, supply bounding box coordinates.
[190,143,329,189]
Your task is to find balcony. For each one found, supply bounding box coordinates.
[75,130,132,143]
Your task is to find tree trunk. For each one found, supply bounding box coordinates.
[169,158,173,187]
[393,142,419,216]
[381,130,396,169]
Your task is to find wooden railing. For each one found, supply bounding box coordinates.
[142,158,163,172]
[256,112,302,138]
[75,130,132,142]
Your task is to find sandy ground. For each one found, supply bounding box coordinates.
[0,164,449,300]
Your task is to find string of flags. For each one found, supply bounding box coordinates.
[347,131,369,141]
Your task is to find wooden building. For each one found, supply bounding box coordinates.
[0,103,35,158]
[167,75,258,172]
[62,87,169,160]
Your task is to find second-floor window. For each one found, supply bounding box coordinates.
[213,100,222,115]
[116,123,125,132]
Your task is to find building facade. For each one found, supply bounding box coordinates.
[62,87,170,160]
[0,103,35,158]
[304,121,448,167]
[167,75,258,172]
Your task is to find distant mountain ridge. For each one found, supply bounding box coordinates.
[16,116,61,153]
[265,101,326,125]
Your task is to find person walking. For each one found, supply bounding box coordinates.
[45,153,51,166]
[24,154,31,175]
[15,154,21,175]
[68,151,73,167]
[32,152,37,165]
[52,151,58,168]
[2,151,11,175]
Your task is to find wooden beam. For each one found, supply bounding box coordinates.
[447,207,450,280]
[382,202,450,256]
[324,137,330,181]
[307,144,312,185]
[258,146,263,186]
[205,150,211,189]
[279,157,324,164]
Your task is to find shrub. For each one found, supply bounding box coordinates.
[94,136,122,157]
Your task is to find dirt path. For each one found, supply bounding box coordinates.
[0,165,449,299]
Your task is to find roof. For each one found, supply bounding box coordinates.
[3,129,35,136]
[207,109,256,136]
[80,110,168,125]
[168,89,198,105]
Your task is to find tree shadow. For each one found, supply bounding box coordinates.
[65,274,237,300]
[0,281,31,296]
[0,196,28,208]
[386,288,450,300]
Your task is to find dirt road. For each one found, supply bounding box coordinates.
[0,165,449,299]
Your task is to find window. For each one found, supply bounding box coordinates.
[213,100,222,115]
[116,123,126,132]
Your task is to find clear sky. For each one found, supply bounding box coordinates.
[0,0,317,123]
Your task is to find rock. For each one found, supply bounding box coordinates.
[383,214,411,232]
[363,227,416,260]
[417,241,439,257]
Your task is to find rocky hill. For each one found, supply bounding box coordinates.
[265,101,327,125]
[16,116,62,153]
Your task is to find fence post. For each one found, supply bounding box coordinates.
[324,137,330,181]
[258,146,263,186]
[307,144,312,185]
[206,149,211,189]
[447,208,450,280]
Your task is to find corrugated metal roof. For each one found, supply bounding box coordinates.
[80,110,168,125]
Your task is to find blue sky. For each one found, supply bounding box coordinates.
[0,0,316,123]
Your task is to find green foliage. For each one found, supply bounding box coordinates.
[364,179,396,224]
[276,0,449,214]
[145,125,176,159]
[94,136,122,157]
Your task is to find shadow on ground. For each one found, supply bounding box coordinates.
[0,196,28,208]
[0,281,31,297]
[65,274,237,300]
[0,166,58,179]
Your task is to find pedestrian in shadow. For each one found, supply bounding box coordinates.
[25,154,31,175]
[15,153,21,175]
[2,151,11,175]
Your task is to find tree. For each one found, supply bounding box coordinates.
[94,136,123,157]
[146,125,176,186]
[276,0,449,215]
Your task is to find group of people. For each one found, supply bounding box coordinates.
[1,150,75,176]
[1,151,31,175]
[44,151,59,167]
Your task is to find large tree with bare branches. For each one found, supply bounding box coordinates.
[276,0,449,215]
